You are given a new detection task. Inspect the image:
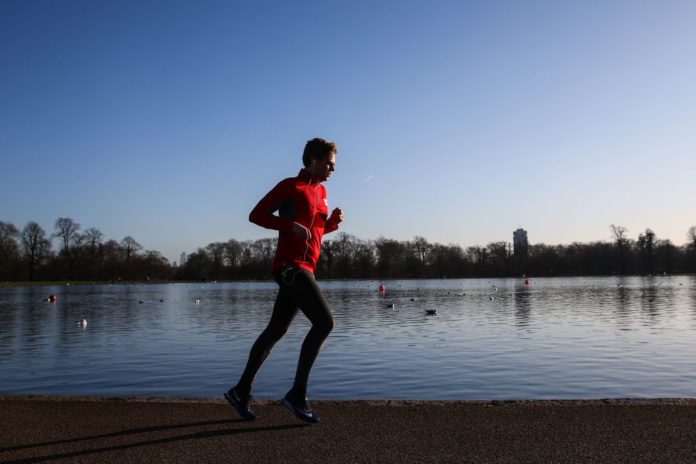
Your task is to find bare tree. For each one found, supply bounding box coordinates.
[182,247,211,281]
[223,239,243,278]
[610,224,629,274]
[610,224,628,243]
[0,221,20,280]
[411,236,429,263]
[223,239,242,267]
[688,226,696,250]
[121,236,142,262]
[352,238,376,278]
[82,227,104,277]
[101,239,124,281]
[637,228,657,275]
[53,218,84,278]
[84,227,104,249]
[54,218,81,252]
[139,250,171,281]
[487,241,512,276]
[333,232,356,278]
[320,239,335,278]
[21,221,52,281]
[429,243,467,278]
[375,237,406,278]
[0,221,19,249]
[467,246,489,275]
[206,242,226,279]
[251,238,276,263]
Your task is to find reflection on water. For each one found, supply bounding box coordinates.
[513,285,532,327]
[1,276,695,400]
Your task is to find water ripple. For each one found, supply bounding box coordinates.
[1,276,695,399]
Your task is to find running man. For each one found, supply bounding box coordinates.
[226,138,343,423]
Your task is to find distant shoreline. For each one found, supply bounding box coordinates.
[0,280,269,288]
[2,274,693,288]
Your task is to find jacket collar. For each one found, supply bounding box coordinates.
[298,168,321,184]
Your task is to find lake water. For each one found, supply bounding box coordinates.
[1,276,695,400]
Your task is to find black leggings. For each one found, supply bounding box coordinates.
[236,267,334,396]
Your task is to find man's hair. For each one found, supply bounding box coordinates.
[302,138,337,167]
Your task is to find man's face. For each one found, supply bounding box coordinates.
[309,153,336,182]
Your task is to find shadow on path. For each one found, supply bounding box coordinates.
[2,422,309,464]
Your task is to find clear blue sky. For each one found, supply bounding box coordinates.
[2,0,695,263]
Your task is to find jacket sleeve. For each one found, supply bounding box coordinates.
[248,180,295,233]
[322,185,339,234]
[324,217,339,234]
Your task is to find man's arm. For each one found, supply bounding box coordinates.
[324,207,344,234]
[248,180,295,233]
[249,180,313,240]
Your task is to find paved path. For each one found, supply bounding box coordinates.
[2,395,696,463]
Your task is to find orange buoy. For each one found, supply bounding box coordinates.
[48,295,57,302]
[378,285,385,292]
[524,280,530,285]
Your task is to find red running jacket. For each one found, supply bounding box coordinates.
[249,168,339,273]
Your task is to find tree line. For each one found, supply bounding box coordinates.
[0,218,170,282]
[1,219,695,282]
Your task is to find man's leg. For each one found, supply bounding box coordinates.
[289,270,335,396]
[227,282,298,420]
[282,269,334,423]
[235,285,298,395]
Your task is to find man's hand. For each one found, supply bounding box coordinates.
[329,207,344,225]
[292,222,311,240]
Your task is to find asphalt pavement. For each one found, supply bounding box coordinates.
[2,395,696,463]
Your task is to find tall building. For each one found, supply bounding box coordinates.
[180,252,187,266]
[513,228,528,256]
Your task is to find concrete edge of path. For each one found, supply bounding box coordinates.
[3,394,696,406]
